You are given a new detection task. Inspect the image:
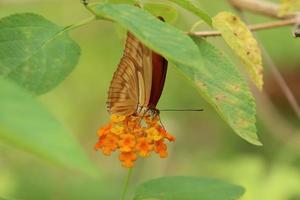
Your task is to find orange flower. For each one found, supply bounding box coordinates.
[111,114,126,123]
[146,127,163,141]
[158,127,175,142]
[119,134,136,152]
[97,124,111,137]
[111,125,125,135]
[119,151,137,168]
[95,134,118,156]
[136,137,153,157]
[95,114,175,168]
[127,116,140,129]
[155,140,168,158]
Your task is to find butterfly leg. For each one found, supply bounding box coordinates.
[137,108,149,125]
[149,108,166,131]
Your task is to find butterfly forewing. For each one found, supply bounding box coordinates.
[107,32,153,115]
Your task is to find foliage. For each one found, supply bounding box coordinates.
[0,0,271,199]
[167,0,212,25]
[143,2,178,23]
[174,37,260,145]
[212,12,263,90]
[89,3,203,68]
[0,13,80,95]
[0,78,97,175]
[88,2,261,145]
[133,176,245,200]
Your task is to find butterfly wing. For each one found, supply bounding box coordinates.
[148,16,168,109]
[148,51,168,108]
[107,32,153,115]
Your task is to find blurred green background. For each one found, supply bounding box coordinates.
[0,0,300,199]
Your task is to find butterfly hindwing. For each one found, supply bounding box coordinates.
[149,51,168,108]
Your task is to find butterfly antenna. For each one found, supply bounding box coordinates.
[160,109,204,112]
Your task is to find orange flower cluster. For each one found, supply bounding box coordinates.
[95,114,175,168]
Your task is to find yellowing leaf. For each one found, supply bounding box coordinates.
[212,12,263,91]
[175,37,262,146]
[278,0,300,16]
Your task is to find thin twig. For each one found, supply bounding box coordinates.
[190,18,298,37]
[261,46,300,119]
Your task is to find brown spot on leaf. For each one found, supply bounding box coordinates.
[237,118,251,128]
[258,68,263,76]
[233,85,240,92]
[215,93,226,101]
[196,80,207,90]
[212,11,263,90]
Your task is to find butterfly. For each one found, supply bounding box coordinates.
[107,24,167,117]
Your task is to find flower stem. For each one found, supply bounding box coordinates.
[190,17,298,37]
[120,168,133,200]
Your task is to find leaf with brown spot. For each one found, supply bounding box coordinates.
[173,37,262,146]
[212,12,264,91]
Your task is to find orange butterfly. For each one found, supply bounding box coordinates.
[107,31,167,117]
[95,18,175,168]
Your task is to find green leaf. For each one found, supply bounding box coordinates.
[0,78,98,175]
[0,13,80,95]
[167,0,212,26]
[144,2,178,23]
[212,12,263,91]
[279,0,300,16]
[173,37,261,145]
[88,3,202,68]
[133,176,245,200]
[107,0,136,3]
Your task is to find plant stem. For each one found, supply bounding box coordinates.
[190,18,298,37]
[120,168,133,200]
[261,45,300,119]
